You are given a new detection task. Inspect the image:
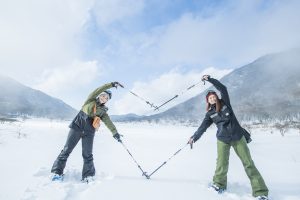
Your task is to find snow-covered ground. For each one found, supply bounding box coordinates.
[0,119,300,200]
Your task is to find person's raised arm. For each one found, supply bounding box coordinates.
[202,75,231,106]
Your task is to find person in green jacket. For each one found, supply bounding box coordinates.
[51,82,123,183]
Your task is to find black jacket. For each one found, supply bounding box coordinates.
[69,111,95,134]
[193,78,251,144]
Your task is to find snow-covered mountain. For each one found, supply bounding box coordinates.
[0,75,77,119]
[123,48,300,124]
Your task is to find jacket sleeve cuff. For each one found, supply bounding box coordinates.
[192,133,200,142]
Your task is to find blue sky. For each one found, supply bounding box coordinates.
[1,0,300,115]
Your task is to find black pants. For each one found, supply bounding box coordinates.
[51,128,95,179]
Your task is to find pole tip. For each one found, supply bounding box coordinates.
[143,172,150,179]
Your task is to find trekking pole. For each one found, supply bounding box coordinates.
[147,143,189,178]
[121,85,159,110]
[128,90,159,110]
[154,80,205,111]
[120,141,150,179]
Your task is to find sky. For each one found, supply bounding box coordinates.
[1,0,300,115]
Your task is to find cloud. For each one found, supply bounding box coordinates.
[0,0,93,83]
[35,60,100,93]
[153,0,300,68]
[92,0,300,72]
[92,0,145,26]
[34,60,102,109]
[112,67,232,115]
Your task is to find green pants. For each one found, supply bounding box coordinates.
[213,136,269,197]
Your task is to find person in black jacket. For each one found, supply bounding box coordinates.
[188,75,269,200]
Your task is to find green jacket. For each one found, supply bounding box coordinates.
[81,83,118,135]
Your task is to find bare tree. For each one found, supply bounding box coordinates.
[14,121,27,139]
[274,122,289,136]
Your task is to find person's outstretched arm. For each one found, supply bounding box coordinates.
[101,113,117,135]
[101,113,122,142]
[190,113,213,143]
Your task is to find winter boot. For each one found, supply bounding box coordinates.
[209,183,226,194]
[51,173,64,181]
[82,176,95,183]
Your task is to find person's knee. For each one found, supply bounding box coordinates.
[82,152,93,161]
[58,148,71,160]
[241,157,254,167]
[217,156,230,164]
[243,161,258,176]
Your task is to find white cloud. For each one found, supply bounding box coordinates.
[33,60,102,109]
[35,60,100,93]
[92,0,145,26]
[0,0,93,83]
[153,0,300,68]
[112,67,232,115]
[0,0,146,90]
[99,0,300,71]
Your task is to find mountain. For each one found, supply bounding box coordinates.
[0,75,77,119]
[110,113,145,122]
[121,48,300,124]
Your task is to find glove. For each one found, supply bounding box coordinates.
[201,75,210,81]
[111,82,124,88]
[113,133,123,143]
[188,136,194,149]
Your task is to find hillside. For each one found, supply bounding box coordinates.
[0,75,77,119]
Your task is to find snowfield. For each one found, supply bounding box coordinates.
[0,118,300,200]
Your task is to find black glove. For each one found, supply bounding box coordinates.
[201,75,211,81]
[111,82,124,88]
[201,75,211,85]
[113,133,123,143]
